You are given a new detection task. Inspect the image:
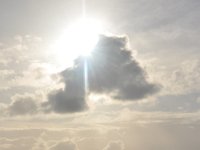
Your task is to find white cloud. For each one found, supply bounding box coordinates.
[103,141,124,150]
[6,93,44,116]
[0,114,200,150]
[0,35,59,105]
[31,137,48,150]
[49,140,79,150]
[0,137,36,150]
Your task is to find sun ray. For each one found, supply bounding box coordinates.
[84,58,89,101]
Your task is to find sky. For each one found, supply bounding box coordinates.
[0,0,200,149]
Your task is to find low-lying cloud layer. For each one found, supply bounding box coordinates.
[45,34,159,113]
[1,113,200,150]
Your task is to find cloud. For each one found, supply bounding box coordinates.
[49,140,79,150]
[0,137,36,150]
[0,35,55,106]
[45,34,159,113]
[87,35,159,99]
[8,93,40,116]
[46,88,87,113]
[45,65,88,113]
[103,141,124,150]
[0,103,7,115]
[146,59,200,95]
[1,111,200,150]
[31,137,48,150]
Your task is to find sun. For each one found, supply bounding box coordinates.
[53,18,103,67]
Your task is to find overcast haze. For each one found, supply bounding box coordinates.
[0,0,200,149]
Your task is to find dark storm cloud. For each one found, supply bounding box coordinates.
[45,34,159,113]
[87,35,159,99]
[43,60,88,113]
[43,51,85,114]
[47,86,88,113]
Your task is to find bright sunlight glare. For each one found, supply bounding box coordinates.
[53,18,103,67]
